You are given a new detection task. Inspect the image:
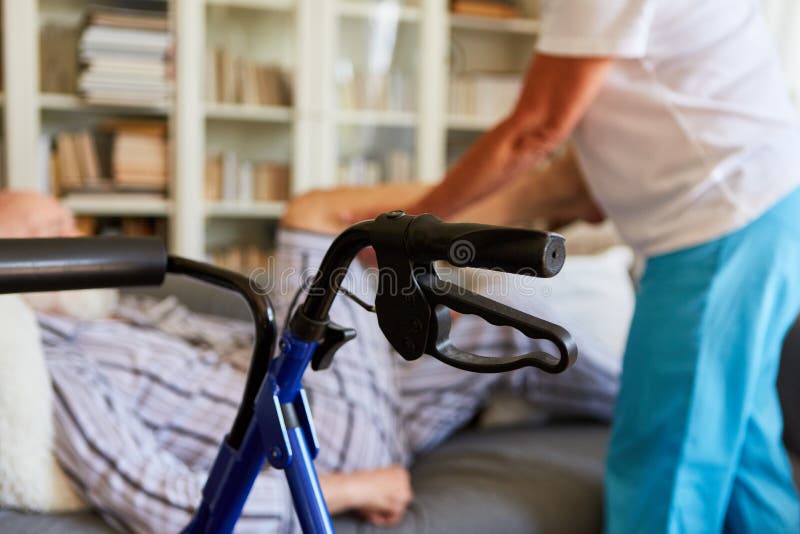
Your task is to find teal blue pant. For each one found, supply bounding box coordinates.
[606,188,800,533]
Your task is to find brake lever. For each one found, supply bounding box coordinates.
[416,272,577,374]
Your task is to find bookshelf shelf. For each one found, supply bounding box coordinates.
[205,200,287,218]
[205,0,294,10]
[39,93,171,116]
[446,113,498,132]
[449,14,540,35]
[337,109,417,127]
[337,1,421,23]
[205,102,293,123]
[61,193,171,216]
[7,1,539,259]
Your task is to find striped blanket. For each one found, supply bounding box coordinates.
[43,230,619,533]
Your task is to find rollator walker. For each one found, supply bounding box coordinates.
[0,211,576,533]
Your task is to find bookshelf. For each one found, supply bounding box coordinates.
[449,13,539,34]
[337,1,421,22]
[205,200,286,218]
[445,1,539,166]
[1,0,540,264]
[40,93,171,116]
[205,102,292,122]
[61,193,171,217]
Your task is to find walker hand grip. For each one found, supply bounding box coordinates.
[0,237,167,293]
[406,214,565,278]
[418,273,576,374]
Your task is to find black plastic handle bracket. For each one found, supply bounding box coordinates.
[417,272,577,374]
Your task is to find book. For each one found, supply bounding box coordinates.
[205,154,223,201]
[338,69,413,111]
[207,47,292,107]
[449,72,521,120]
[222,151,239,200]
[451,0,521,18]
[254,162,290,201]
[205,48,217,103]
[88,6,170,32]
[40,25,80,94]
[76,130,102,185]
[103,120,169,193]
[211,244,273,273]
[78,8,172,107]
[56,133,82,190]
[237,160,254,202]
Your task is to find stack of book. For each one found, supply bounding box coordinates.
[107,120,169,192]
[49,120,168,196]
[206,48,292,106]
[210,244,274,274]
[78,5,172,107]
[337,150,414,185]
[449,73,522,120]
[205,152,290,203]
[450,0,521,18]
[338,69,414,112]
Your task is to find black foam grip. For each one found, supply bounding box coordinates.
[0,237,167,293]
[406,214,566,278]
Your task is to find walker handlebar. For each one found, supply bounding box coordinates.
[0,237,167,293]
[405,213,565,277]
[294,211,577,375]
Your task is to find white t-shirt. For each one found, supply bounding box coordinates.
[537,0,800,256]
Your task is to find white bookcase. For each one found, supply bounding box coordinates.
[1,0,540,261]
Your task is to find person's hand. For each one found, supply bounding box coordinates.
[319,466,413,526]
[0,191,77,238]
[351,466,413,526]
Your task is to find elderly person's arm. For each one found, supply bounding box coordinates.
[282,149,600,235]
[450,148,603,227]
[282,182,431,234]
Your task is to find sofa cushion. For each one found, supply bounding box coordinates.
[3,423,799,533]
[333,422,610,534]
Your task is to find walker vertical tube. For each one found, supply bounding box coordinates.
[285,424,334,533]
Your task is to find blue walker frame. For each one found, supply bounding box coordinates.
[184,331,333,533]
[182,212,577,534]
[0,212,575,534]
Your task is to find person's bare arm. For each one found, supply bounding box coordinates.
[407,54,612,218]
[282,182,431,235]
[449,148,603,226]
[319,466,412,526]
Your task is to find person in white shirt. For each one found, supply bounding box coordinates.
[353,0,800,531]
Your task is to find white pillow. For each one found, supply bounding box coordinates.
[436,246,635,375]
[0,294,86,512]
[542,246,635,364]
[23,288,118,321]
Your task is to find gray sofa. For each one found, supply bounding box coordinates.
[1,277,798,533]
